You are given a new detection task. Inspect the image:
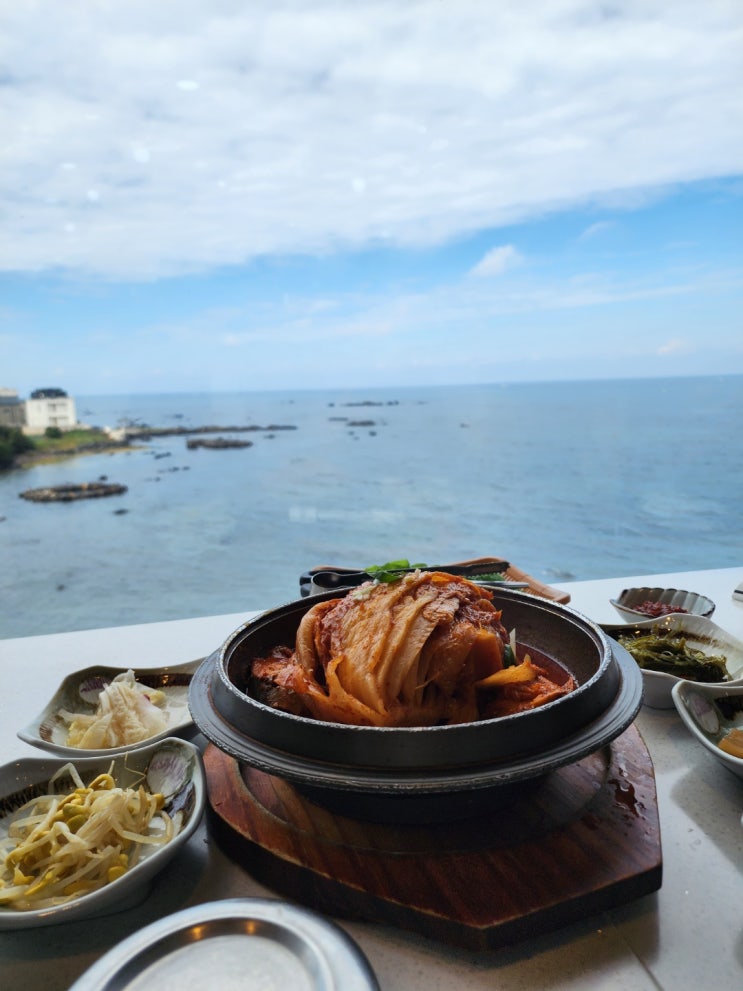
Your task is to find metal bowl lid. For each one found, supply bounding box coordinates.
[68,898,379,991]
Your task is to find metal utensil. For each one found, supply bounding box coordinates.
[301,561,529,597]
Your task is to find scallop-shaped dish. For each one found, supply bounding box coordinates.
[610,586,715,622]
[601,614,743,709]
[672,680,743,779]
[0,737,205,929]
[17,659,202,757]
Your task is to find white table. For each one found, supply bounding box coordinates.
[1,567,742,990]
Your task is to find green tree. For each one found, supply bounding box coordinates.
[0,426,35,469]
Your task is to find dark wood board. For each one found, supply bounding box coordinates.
[204,724,661,950]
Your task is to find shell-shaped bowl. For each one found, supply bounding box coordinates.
[672,680,743,779]
[610,586,715,622]
[601,614,743,709]
[0,738,205,929]
[17,659,202,757]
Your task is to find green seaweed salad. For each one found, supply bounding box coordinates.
[618,627,730,682]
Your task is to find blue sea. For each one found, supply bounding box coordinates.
[1,376,741,640]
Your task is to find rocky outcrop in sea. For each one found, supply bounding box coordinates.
[19,482,128,502]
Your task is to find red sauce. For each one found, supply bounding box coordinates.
[633,600,688,617]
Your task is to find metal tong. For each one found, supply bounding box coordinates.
[299,561,530,597]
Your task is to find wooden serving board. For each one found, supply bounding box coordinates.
[204,724,662,951]
[459,555,572,604]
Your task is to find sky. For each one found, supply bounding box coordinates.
[1,0,742,396]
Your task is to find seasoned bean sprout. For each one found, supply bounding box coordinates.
[0,762,176,910]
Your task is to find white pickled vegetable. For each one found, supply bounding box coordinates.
[60,669,168,748]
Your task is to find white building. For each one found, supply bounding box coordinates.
[24,388,78,433]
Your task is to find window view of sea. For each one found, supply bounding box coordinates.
[1,374,741,640]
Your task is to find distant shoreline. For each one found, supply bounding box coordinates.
[7,422,298,470]
[12,439,135,469]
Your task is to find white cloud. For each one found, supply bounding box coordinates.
[579,221,614,240]
[1,1,742,279]
[469,244,522,278]
[142,262,739,372]
[657,338,692,356]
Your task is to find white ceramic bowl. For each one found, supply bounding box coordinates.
[601,614,743,709]
[672,680,743,779]
[610,586,715,622]
[17,659,202,757]
[0,738,205,929]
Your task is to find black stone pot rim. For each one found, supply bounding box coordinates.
[188,641,642,796]
[221,587,612,726]
[189,585,620,771]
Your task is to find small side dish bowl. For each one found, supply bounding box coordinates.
[672,680,743,779]
[0,737,205,929]
[601,614,743,709]
[17,659,202,758]
[610,586,715,622]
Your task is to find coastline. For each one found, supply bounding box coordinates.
[5,422,299,470]
[10,439,137,470]
[10,441,135,471]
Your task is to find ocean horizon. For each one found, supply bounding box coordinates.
[1,374,741,640]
